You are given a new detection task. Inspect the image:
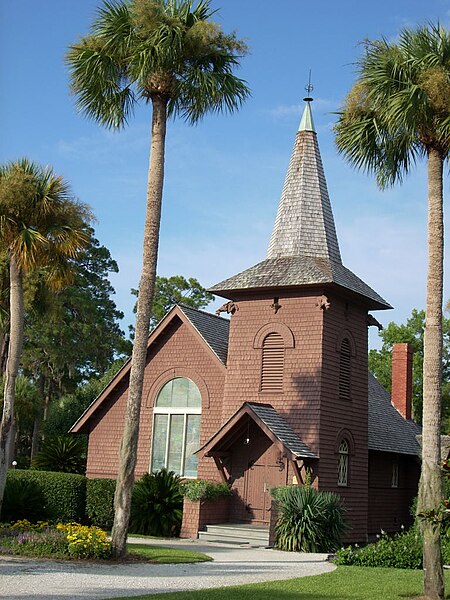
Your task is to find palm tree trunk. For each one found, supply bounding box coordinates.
[111,94,168,558]
[30,374,46,463]
[0,256,24,514]
[418,147,444,600]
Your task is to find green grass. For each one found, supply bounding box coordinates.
[106,566,450,600]
[127,544,212,564]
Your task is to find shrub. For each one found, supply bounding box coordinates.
[1,477,48,523]
[32,435,86,474]
[272,485,348,552]
[129,469,183,537]
[6,469,86,523]
[336,527,423,569]
[86,478,116,530]
[181,479,231,502]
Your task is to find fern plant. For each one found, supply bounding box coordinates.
[129,469,183,537]
[272,485,348,552]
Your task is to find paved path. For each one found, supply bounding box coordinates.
[0,538,335,599]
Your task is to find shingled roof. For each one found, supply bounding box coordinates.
[177,304,229,364]
[368,372,421,456]
[210,100,391,311]
[197,401,317,460]
[247,402,317,458]
[210,256,391,310]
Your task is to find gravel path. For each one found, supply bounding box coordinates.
[0,538,335,599]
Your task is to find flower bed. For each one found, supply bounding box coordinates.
[0,519,111,560]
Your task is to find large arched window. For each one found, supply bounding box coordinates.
[151,377,201,478]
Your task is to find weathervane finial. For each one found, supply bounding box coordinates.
[303,69,314,102]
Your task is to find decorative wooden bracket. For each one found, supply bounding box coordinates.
[215,301,239,316]
[316,295,330,310]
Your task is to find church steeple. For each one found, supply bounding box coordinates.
[267,99,341,263]
[210,92,391,311]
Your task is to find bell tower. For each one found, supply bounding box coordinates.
[210,92,391,540]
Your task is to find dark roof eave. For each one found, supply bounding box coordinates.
[209,281,392,311]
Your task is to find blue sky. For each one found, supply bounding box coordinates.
[1,0,449,350]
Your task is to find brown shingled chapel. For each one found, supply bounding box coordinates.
[71,99,421,544]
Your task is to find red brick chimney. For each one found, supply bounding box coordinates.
[391,342,413,420]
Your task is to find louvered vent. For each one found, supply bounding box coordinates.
[261,332,284,392]
[339,338,351,400]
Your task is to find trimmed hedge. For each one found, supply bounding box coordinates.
[86,478,116,530]
[5,469,86,523]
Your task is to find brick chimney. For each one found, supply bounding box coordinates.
[391,342,413,420]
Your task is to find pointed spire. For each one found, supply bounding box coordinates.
[266,98,342,263]
[298,101,315,132]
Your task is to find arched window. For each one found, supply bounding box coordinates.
[151,377,201,478]
[338,438,349,486]
[260,332,285,392]
[339,338,352,400]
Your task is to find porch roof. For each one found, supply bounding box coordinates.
[197,402,317,461]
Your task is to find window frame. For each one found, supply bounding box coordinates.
[337,438,349,487]
[391,458,399,488]
[150,378,202,478]
[260,331,285,393]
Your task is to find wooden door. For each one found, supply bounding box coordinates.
[230,424,287,524]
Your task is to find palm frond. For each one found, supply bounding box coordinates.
[335,23,450,186]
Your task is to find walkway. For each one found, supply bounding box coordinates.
[0,538,335,599]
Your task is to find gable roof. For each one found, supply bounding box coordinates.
[70,304,229,433]
[197,401,317,460]
[177,304,229,364]
[368,372,421,456]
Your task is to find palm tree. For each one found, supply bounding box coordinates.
[66,0,249,557]
[334,24,450,600]
[0,158,91,514]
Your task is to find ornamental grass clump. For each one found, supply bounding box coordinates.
[272,485,348,552]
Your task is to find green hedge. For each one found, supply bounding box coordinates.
[86,478,116,530]
[5,469,86,523]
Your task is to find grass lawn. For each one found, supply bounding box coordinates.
[127,544,212,564]
[107,565,450,600]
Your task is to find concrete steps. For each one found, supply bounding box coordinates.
[198,523,270,546]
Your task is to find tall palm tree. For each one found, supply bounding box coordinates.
[334,24,450,600]
[0,159,91,514]
[67,0,249,557]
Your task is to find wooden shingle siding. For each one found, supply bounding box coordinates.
[261,332,284,391]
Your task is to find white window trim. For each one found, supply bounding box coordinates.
[150,380,202,478]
